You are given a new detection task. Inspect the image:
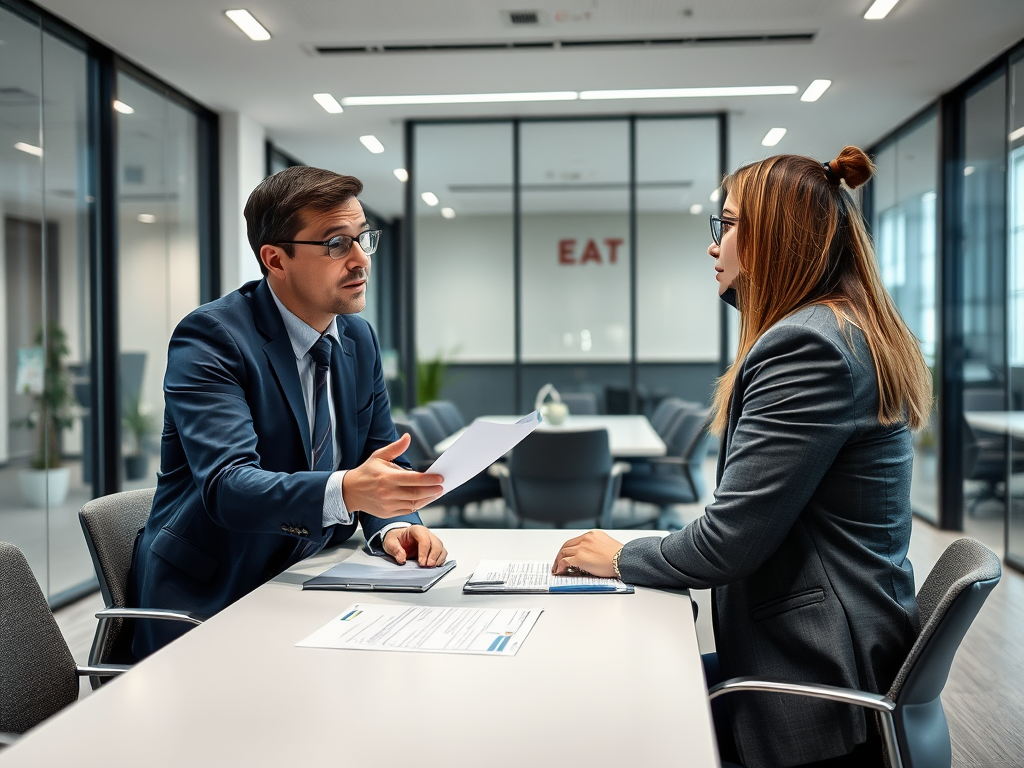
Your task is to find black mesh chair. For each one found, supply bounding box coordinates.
[79,488,203,689]
[394,417,502,526]
[620,408,713,529]
[711,538,1001,768]
[559,392,599,415]
[0,541,127,744]
[491,428,630,528]
[425,400,466,436]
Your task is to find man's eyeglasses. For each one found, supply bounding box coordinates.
[277,229,381,259]
[709,215,738,246]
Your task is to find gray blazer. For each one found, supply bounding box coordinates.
[619,304,919,768]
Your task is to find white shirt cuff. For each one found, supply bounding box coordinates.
[323,470,354,528]
[366,522,413,555]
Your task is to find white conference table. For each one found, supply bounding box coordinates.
[2,529,718,768]
[965,410,1024,439]
[436,414,667,458]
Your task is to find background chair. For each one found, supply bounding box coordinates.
[620,407,713,529]
[0,541,126,744]
[79,488,203,689]
[394,417,502,526]
[409,406,450,452]
[559,392,599,415]
[710,537,1001,768]
[491,428,630,528]
[425,400,466,436]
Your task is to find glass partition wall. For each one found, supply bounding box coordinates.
[410,115,725,419]
[1007,52,1024,570]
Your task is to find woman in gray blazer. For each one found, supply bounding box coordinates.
[553,146,932,768]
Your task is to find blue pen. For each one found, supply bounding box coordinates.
[549,584,618,593]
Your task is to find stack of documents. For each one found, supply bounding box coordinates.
[464,560,634,594]
[302,558,456,592]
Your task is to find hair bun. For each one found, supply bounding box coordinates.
[830,145,874,190]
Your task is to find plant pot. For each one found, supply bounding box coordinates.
[18,467,71,508]
[124,454,149,481]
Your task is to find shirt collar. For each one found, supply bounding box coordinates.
[268,284,340,361]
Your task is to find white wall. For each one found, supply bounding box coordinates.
[220,111,266,294]
[416,210,719,364]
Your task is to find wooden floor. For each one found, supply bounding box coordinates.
[53,512,1024,766]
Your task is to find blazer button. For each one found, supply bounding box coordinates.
[301,528,309,536]
[281,525,289,533]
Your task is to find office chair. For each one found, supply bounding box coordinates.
[559,392,599,415]
[620,408,713,529]
[79,488,203,689]
[711,538,1001,768]
[649,397,687,438]
[425,400,466,436]
[0,541,127,744]
[491,428,630,528]
[408,407,450,453]
[394,418,502,526]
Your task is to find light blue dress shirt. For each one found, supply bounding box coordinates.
[269,287,410,553]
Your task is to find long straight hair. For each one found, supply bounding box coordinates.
[710,147,932,435]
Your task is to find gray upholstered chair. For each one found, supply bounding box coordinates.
[491,428,630,528]
[425,400,466,436]
[409,407,449,452]
[711,538,1001,768]
[0,541,127,745]
[79,488,203,688]
[559,392,599,415]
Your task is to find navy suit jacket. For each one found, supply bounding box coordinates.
[129,279,418,658]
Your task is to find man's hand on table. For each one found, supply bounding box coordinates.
[342,433,444,518]
[383,525,448,567]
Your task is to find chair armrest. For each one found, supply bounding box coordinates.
[96,608,204,626]
[76,664,130,678]
[488,463,510,479]
[648,456,686,467]
[707,676,894,712]
[611,462,632,477]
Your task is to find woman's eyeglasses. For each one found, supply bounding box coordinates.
[709,215,738,246]
[276,229,382,259]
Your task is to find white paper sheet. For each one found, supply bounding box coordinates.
[428,410,542,494]
[296,604,543,656]
[465,560,633,593]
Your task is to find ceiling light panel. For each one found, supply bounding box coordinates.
[800,80,832,102]
[394,168,409,182]
[864,0,900,19]
[421,192,439,206]
[14,142,42,157]
[360,135,385,154]
[580,85,798,100]
[441,207,456,219]
[342,91,578,106]
[113,100,134,114]
[762,128,787,146]
[313,93,343,113]
[225,10,271,41]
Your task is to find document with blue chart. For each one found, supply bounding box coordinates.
[464,560,634,594]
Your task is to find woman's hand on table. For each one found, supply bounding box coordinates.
[552,530,624,578]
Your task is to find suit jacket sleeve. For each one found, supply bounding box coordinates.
[618,322,858,588]
[164,311,332,541]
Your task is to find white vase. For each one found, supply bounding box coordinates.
[18,467,71,508]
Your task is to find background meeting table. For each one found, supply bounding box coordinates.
[0,529,718,768]
[965,410,1024,439]
[435,414,667,458]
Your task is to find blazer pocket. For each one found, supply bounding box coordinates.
[356,397,374,428]
[750,587,825,622]
[151,527,219,582]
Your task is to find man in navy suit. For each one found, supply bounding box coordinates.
[128,166,448,658]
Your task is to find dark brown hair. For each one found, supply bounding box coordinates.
[244,166,363,276]
[711,145,932,435]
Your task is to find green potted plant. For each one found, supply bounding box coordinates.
[11,324,76,507]
[122,395,155,481]
[415,347,460,405]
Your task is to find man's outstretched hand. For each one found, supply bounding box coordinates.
[342,433,444,518]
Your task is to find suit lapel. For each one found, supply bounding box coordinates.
[252,280,312,468]
[332,320,357,469]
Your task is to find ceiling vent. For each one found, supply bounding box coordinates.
[507,10,539,25]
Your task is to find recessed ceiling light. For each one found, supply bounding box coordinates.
[710,189,721,202]
[421,192,439,206]
[923,191,937,202]
[137,213,156,224]
[441,207,456,219]
[225,10,271,41]
[800,80,832,102]
[14,142,42,157]
[113,100,134,114]
[964,166,975,176]
[1010,126,1024,142]
[689,204,703,215]
[394,168,409,182]
[761,128,787,147]
[580,85,799,100]
[342,91,578,106]
[313,93,343,113]
[359,135,385,154]
[863,0,900,19]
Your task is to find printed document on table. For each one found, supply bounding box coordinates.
[296,604,543,656]
[428,410,542,495]
[464,560,634,594]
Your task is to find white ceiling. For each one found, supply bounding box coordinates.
[31,0,1024,218]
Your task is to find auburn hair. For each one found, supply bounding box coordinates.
[710,146,932,435]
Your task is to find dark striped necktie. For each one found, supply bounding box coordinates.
[308,335,334,472]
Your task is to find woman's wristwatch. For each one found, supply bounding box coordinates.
[612,546,624,579]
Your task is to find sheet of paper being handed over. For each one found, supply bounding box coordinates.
[427,410,542,495]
